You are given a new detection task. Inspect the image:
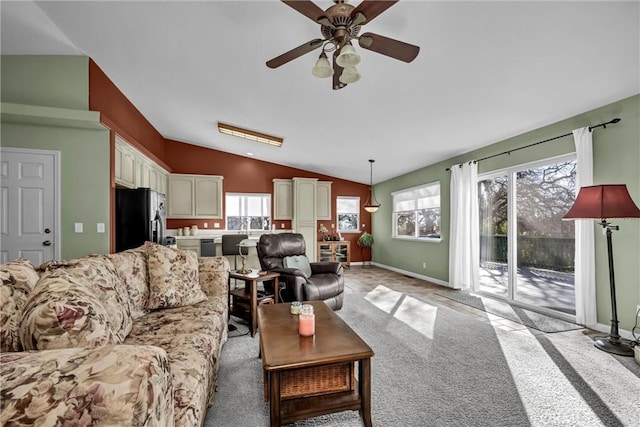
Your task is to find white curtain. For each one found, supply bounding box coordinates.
[572,127,596,326]
[448,162,479,291]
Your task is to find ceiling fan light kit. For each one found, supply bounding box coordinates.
[269,0,420,90]
[335,42,361,67]
[339,66,361,84]
[312,51,333,78]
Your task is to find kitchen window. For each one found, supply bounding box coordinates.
[225,193,271,231]
[337,196,360,233]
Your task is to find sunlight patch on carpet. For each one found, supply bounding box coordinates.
[364,284,402,313]
[493,328,606,426]
[365,285,438,339]
[394,295,438,339]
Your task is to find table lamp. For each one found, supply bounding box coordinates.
[563,184,640,356]
[237,238,257,274]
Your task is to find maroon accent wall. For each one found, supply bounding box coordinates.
[88,60,168,168]
[89,58,372,261]
[164,139,372,261]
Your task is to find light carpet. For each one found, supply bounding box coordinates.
[436,289,583,333]
[205,287,640,426]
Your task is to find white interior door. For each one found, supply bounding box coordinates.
[0,148,59,265]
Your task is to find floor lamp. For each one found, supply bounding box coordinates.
[563,184,640,356]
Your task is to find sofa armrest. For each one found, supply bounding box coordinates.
[198,256,230,298]
[0,345,174,426]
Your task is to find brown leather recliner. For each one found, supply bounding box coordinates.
[257,233,344,310]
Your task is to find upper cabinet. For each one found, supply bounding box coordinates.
[273,179,332,221]
[114,138,136,188]
[316,181,332,221]
[168,174,223,219]
[115,136,168,194]
[273,179,293,220]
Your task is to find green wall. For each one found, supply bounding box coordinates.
[1,56,110,258]
[1,56,88,110]
[374,94,640,331]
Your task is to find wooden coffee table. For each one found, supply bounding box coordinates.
[258,301,374,427]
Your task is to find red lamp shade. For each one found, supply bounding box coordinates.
[563,184,640,220]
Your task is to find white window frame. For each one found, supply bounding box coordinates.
[392,181,441,242]
[225,192,271,231]
[477,152,577,321]
[336,196,360,233]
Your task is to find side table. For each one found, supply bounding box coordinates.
[229,270,280,337]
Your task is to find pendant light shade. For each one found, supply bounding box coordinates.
[311,51,333,78]
[339,66,361,84]
[364,159,380,213]
[336,43,361,67]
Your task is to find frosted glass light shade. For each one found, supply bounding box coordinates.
[339,66,361,84]
[336,44,361,67]
[312,54,333,78]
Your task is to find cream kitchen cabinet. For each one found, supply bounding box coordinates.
[176,239,201,257]
[273,179,293,220]
[316,181,332,221]
[168,174,223,219]
[273,179,331,222]
[114,137,136,188]
[292,177,317,262]
[115,136,169,193]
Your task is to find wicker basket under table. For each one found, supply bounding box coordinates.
[264,361,355,401]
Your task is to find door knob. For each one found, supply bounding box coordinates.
[43,240,52,246]
[44,228,51,234]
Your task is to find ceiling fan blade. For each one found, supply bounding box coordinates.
[358,32,419,63]
[351,0,398,25]
[282,1,330,25]
[266,39,324,69]
[333,51,347,91]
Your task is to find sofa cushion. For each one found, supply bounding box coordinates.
[20,255,133,350]
[0,259,40,352]
[108,246,150,319]
[197,256,230,298]
[283,254,312,278]
[146,243,207,309]
[0,345,174,426]
[38,255,133,342]
[19,271,119,350]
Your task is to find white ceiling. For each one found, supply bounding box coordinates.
[2,1,638,184]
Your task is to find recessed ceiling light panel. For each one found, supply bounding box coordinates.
[218,122,283,147]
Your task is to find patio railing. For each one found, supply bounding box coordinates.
[479,235,574,272]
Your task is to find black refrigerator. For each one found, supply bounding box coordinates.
[116,188,167,252]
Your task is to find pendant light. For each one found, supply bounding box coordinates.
[364,159,380,213]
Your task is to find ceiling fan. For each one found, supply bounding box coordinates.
[266,0,420,90]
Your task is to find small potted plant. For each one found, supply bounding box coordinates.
[357,229,374,268]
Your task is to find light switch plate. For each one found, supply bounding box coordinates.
[74,223,83,233]
[97,223,105,233]
[214,223,220,229]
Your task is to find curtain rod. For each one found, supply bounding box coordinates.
[445,118,621,171]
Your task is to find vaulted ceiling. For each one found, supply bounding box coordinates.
[2,1,638,183]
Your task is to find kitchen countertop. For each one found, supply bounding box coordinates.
[169,230,292,242]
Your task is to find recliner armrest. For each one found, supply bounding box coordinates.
[310,261,343,276]
[270,267,308,278]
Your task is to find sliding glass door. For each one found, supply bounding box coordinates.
[478,155,577,317]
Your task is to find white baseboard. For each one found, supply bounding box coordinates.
[370,262,451,288]
[591,322,636,341]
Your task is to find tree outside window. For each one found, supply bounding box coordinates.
[337,197,360,233]
[225,193,271,231]
[392,182,441,240]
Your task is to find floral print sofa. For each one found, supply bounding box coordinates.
[0,243,230,427]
